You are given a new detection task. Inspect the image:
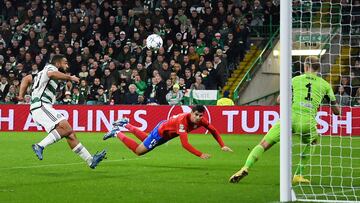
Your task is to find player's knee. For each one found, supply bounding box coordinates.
[134,150,143,156]
[135,148,146,156]
[67,131,76,139]
[62,125,74,137]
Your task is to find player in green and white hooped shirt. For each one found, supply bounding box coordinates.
[18,54,106,169]
[229,56,341,184]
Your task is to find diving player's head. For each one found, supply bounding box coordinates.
[51,54,69,71]
[304,56,320,73]
[190,105,205,123]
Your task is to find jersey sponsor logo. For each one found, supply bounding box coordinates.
[300,102,313,109]
[179,124,185,132]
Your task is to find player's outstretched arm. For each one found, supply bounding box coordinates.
[205,124,233,152]
[18,75,33,101]
[48,71,79,83]
[330,101,341,115]
[179,133,209,159]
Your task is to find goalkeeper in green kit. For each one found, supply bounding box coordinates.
[229,56,341,184]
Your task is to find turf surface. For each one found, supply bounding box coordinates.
[2,132,359,202]
[0,132,280,203]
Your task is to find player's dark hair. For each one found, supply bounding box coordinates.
[51,54,65,65]
[192,105,205,113]
[304,56,320,71]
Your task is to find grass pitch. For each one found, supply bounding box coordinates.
[0,132,280,203]
[2,132,359,202]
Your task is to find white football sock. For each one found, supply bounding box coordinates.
[38,130,62,148]
[72,143,93,166]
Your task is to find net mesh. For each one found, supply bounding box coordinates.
[291,0,360,202]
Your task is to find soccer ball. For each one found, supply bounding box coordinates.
[146,34,163,50]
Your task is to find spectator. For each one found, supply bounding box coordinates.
[71,86,85,105]
[31,64,39,76]
[79,64,89,79]
[340,76,352,96]
[62,91,72,104]
[12,78,20,96]
[170,71,180,85]
[136,63,147,82]
[190,76,206,90]
[159,62,172,81]
[79,79,89,100]
[120,61,132,84]
[178,78,187,94]
[155,74,168,104]
[0,76,10,101]
[251,0,264,26]
[87,78,101,105]
[335,85,351,106]
[202,61,219,90]
[133,75,147,96]
[188,46,199,64]
[97,86,108,105]
[165,79,174,93]
[124,84,139,105]
[144,77,158,104]
[102,68,116,91]
[166,83,184,105]
[184,68,195,89]
[352,88,360,106]
[109,84,124,105]
[5,84,16,103]
[213,55,227,88]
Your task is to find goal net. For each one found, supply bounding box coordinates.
[291,0,360,202]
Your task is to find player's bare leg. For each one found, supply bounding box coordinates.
[32,120,106,169]
[135,143,150,155]
[229,139,274,183]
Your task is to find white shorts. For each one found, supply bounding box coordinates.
[31,104,66,133]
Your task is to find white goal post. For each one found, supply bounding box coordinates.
[280,0,293,201]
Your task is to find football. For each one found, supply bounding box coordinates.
[146,34,163,50]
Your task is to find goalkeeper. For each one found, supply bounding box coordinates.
[229,56,341,184]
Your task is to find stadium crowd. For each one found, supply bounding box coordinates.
[0,0,279,105]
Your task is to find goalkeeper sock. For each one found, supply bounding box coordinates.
[244,145,265,169]
[117,132,139,154]
[126,124,148,141]
[38,130,62,148]
[295,144,311,176]
[72,143,93,166]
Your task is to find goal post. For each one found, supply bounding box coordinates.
[280,0,293,201]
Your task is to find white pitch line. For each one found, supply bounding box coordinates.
[0,157,149,170]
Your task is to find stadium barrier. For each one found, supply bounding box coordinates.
[0,104,356,135]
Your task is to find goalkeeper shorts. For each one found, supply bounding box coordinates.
[263,113,318,145]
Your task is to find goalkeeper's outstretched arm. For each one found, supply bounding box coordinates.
[331,101,341,115]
